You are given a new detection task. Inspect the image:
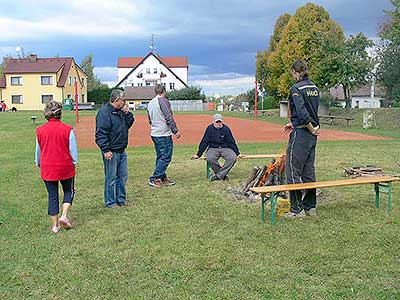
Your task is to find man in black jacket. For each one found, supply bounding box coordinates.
[95,89,134,208]
[192,114,242,181]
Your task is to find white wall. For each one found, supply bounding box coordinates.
[117,55,188,91]
[351,97,381,108]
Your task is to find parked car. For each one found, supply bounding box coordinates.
[128,102,136,110]
[137,103,148,110]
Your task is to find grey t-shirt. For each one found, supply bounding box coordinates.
[147,96,178,137]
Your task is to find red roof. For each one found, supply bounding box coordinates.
[118,54,188,68]
[0,57,83,88]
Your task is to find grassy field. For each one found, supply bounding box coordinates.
[1,109,400,300]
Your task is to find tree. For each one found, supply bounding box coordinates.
[166,86,206,101]
[80,53,103,91]
[257,3,346,100]
[317,33,373,108]
[256,14,290,100]
[0,55,12,79]
[377,0,400,106]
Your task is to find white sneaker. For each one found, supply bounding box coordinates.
[305,208,317,216]
[51,225,61,233]
[284,210,306,219]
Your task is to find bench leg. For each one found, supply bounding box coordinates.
[374,182,393,212]
[375,183,380,208]
[270,192,278,225]
[261,194,266,223]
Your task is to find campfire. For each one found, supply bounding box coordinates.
[229,156,287,202]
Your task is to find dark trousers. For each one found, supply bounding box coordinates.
[286,128,317,213]
[150,135,173,181]
[44,177,75,216]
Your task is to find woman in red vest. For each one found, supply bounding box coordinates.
[35,101,78,233]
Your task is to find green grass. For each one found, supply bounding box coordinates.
[1,110,400,300]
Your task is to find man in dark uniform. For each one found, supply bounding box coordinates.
[284,59,320,218]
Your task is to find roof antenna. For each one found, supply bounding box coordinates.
[149,34,156,54]
[16,46,25,58]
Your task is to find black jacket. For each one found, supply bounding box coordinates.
[197,124,240,157]
[289,76,320,127]
[95,103,134,153]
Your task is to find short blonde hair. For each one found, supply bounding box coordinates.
[44,101,63,120]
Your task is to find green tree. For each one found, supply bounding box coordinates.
[317,33,373,108]
[166,86,206,101]
[257,3,346,101]
[0,56,12,79]
[377,0,400,107]
[88,87,121,104]
[80,53,103,91]
[256,14,290,101]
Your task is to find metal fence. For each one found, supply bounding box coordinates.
[170,100,204,111]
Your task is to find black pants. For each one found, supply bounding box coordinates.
[286,128,317,213]
[44,177,75,216]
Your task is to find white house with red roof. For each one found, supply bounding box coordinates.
[116,52,188,91]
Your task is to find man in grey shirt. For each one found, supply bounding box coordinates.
[147,84,181,187]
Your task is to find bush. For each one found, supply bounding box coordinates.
[166,86,206,101]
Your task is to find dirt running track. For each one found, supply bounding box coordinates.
[75,115,388,150]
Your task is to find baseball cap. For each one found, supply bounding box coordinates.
[213,113,223,122]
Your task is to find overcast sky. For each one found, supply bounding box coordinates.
[0,0,392,95]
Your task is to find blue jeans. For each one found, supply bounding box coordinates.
[102,151,128,207]
[150,136,173,182]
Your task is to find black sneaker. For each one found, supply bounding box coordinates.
[209,175,220,182]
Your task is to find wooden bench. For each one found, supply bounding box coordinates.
[204,154,284,179]
[251,176,400,224]
[319,114,354,126]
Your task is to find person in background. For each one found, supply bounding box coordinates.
[147,84,181,187]
[191,113,243,181]
[1,100,7,112]
[95,89,134,208]
[35,101,78,233]
[284,59,320,218]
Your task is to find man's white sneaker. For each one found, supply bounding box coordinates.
[284,210,306,218]
[305,208,317,216]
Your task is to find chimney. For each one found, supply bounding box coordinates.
[29,54,37,62]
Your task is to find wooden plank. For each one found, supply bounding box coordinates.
[251,176,400,194]
[202,154,284,160]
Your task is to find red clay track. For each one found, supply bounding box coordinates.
[75,115,388,150]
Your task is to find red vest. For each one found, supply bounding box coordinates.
[36,118,75,181]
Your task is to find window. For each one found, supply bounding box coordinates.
[67,94,71,99]
[146,68,150,74]
[82,94,85,102]
[146,82,151,86]
[11,95,23,104]
[41,95,53,104]
[41,76,53,85]
[138,83,143,87]
[68,76,72,85]
[153,68,158,74]
[169,83,175,90]
[161,83,166,87]
[82,78,85,86]
[11,76,22,85]
[74,77,77,83]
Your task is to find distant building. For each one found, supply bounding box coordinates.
[0,55,87,110]
[329,83,385,108]
[124,86,155,108]
[116,52,188,91]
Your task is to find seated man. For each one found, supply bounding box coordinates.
[192,113,242,181]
